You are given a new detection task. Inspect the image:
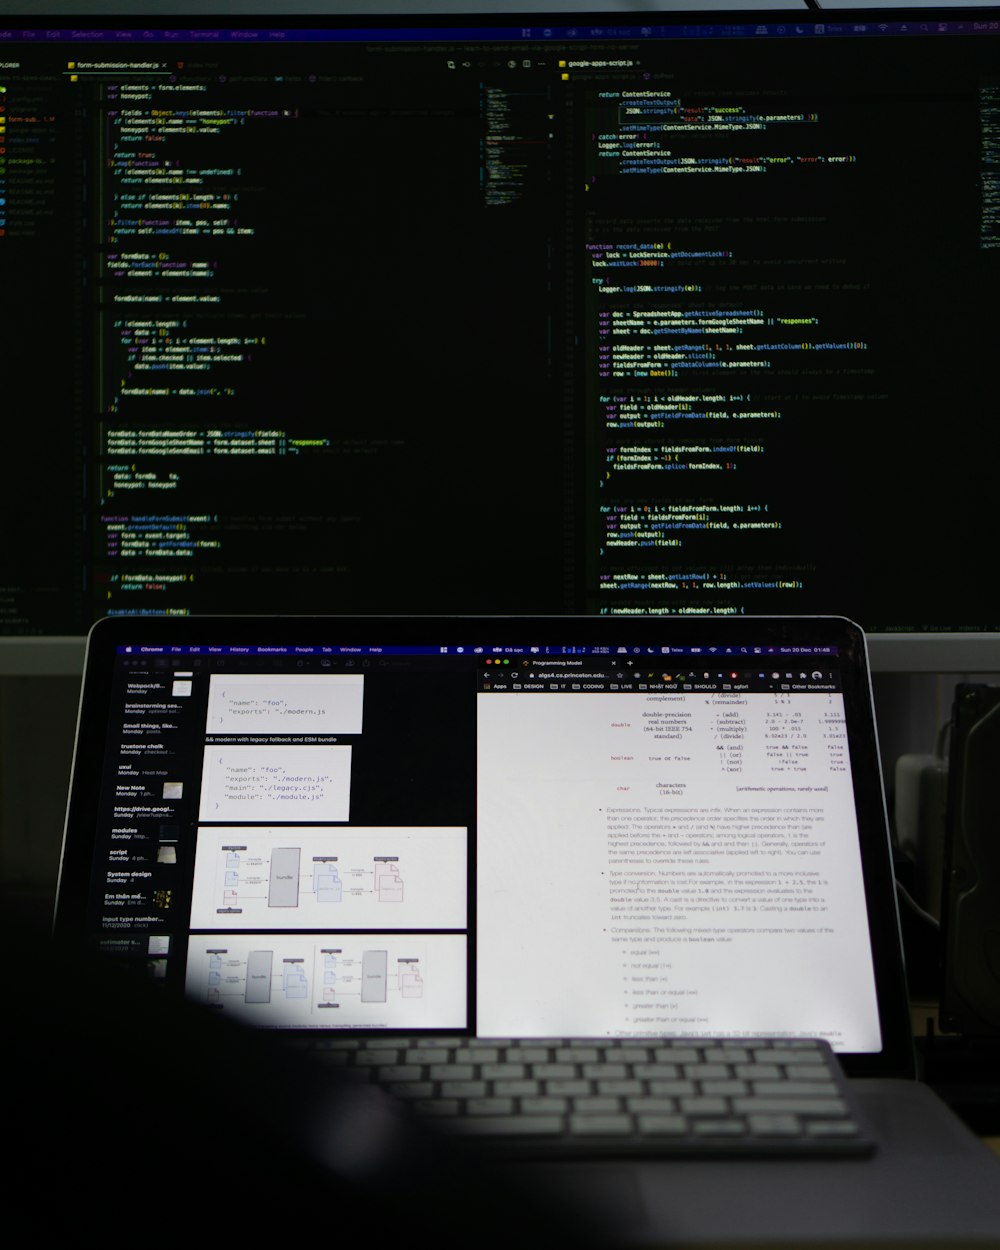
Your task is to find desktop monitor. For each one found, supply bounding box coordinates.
[1,8,998,671]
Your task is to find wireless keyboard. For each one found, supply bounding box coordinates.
[306,1035,876,1158]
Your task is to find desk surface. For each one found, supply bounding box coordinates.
[534,1080,1000,1247]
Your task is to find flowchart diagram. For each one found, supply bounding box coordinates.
[324,949,423,1005]
[190,826,467,929]
[186,933,466,1028]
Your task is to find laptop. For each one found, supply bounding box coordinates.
[53,614,1000,1244]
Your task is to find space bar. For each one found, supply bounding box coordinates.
[440,1116,563,1136]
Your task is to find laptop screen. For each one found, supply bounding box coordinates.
[56,615,912,1076]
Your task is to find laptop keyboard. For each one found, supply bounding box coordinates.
[306,1035,875,1158]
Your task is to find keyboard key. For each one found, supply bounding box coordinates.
[750,1080,840,1097]
[467,1097,515,1116]
[521,1096,568,1115]
[558,1047,599,1063]
[683,1063,729,1081]
[376,1064,422,1081]
[456,1048,499,1064]
[408,1048,454,1065]
[733,1096,847,1117]
[507,1047,550,1064]
[572,1096,621,1114]
[805,1119,862,1138]
[692,1119,746,1136]
[787,1062,832,1079]
[648,1079,696,1096]
[533,1063,577,1079]
[636,1063,679,1080]
[638,1114,687,1135]
[627,1095,677,1114]
[597,1079,643,1096]
[482,1062,526,1080]
[569,1114,632,1135]
[441,1080,488,1099]
[654,1047,701,1064]
[493,1079,540,1097]
[736,1063,781,1081]
[615,1047,653,1063]
[747,1114,801,1136]
[583,1063,628,1080]
[430,1063,474,1081]
[545,1079,591,1097]
[306,1035,873,1159]
[679,1096,729,1116]
[388,1081,433,1099]
[704,1047,750,1064]
[701,1079,749,1097]
[443,1116,564,1136]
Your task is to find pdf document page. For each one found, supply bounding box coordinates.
[476,689,881,1050]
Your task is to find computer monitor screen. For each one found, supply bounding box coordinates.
[2,10,997,644]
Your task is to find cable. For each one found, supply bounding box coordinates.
[896,876,941,931]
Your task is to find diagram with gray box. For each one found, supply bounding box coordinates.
[360,950,388,1002]
[186,933,466,1029]
[268,847,300,907]
[190,826,466,929]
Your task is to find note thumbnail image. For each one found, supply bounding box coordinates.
[189,825,467,930]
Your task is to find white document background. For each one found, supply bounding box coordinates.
[198,745,352,822]
[205,674,364,734]
[476,691,881,1050]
